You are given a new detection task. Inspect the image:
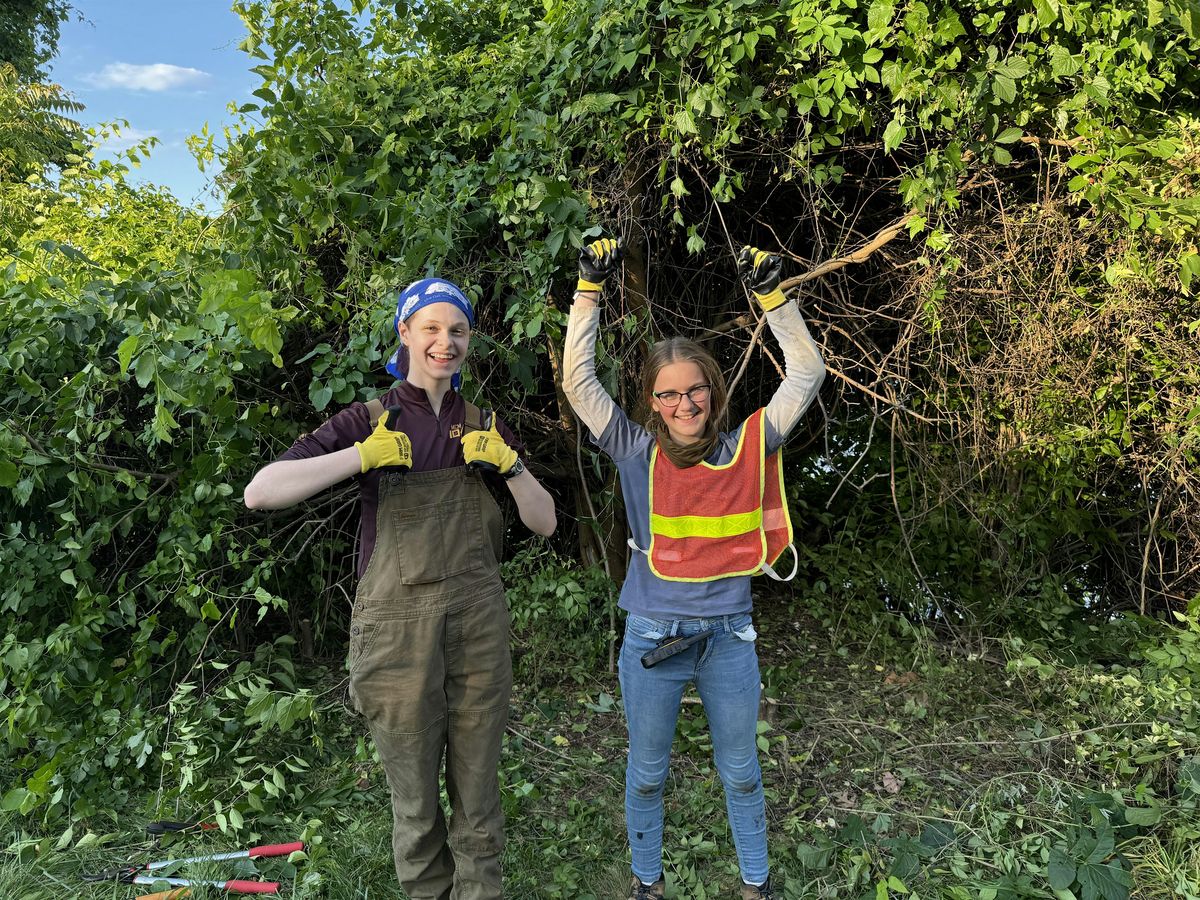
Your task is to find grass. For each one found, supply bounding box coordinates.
[1125,831,1200,899]
[3,600,1199,899]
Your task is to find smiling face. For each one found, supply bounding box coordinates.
[397,302,471,388]
[650,360,710,445]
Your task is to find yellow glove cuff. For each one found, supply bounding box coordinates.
[754,287,788,311]
[355,442,371,474]
[576,277,604,292]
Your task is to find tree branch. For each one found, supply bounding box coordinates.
[780,212,917,293]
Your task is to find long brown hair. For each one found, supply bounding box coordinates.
[642,337,729,468]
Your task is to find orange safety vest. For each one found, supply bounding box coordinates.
[638,408,797,583]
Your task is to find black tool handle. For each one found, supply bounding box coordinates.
[640,628,717,668]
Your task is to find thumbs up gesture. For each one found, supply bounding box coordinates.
[355,410,413,473]
[461,418,519,477]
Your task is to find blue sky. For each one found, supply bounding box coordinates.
[52,1,257,209]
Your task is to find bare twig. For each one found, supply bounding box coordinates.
[779,212,917,292]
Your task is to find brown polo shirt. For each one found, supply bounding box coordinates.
[277,381,522,577]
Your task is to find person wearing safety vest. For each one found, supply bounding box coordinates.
[243,278,556,900]
[562,238,825,900]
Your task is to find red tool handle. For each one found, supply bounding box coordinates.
[247,841,305,858]
[223,880,280,894]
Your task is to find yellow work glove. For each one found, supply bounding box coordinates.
[737,245,788,311]
[577,236,624,293]
[461,418,520,477]
[355,410,413,473]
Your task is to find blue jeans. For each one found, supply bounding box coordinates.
[618,613,768,886]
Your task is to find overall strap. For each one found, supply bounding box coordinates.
[365,398,387,428]
[463,400,492,433]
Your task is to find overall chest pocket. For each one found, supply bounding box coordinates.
[390,495,485,585]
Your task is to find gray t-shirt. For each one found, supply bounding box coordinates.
[563,302,826,619]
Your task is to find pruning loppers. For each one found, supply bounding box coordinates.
[83,839,305,894]
[146,819,219,835]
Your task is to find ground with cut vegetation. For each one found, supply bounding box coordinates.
[4,593,1197,900]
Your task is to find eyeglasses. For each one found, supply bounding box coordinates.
[652,384,712,408]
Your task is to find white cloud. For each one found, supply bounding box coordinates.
[89,63,210,92]
[99,127,159,152]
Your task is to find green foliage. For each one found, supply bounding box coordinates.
[2,0,1199,871]
[11,129,197,264]
[0,0,72,79]
[216,0,1200,336]
[0,62,82,243]
[790,188,1200,639]
[4,603,1200,897]
[0,62,80,183]
[0,149,320,821]
[207,0,1200,641]
[504,546,615,684]
[1047,807,1133,900]
[504,545,614,631]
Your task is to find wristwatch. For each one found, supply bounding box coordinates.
[503,457,526,480]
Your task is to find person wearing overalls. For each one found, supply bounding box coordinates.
[244,278,556,900]
[562,240,825,899]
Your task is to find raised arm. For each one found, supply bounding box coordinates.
[562,238,625,439]
[762,302,826,442]
[738,247,826,446]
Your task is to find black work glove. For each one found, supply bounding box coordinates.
[737,246,787,311]
[577,237,624,293]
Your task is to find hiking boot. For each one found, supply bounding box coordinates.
[628,874,665,899]
[740,877,774,899]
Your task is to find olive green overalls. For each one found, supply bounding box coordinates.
[348,399,511,900]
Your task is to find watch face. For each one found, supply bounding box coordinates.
[505,458,526,479]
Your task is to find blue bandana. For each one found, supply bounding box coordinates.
[385,278,475,387]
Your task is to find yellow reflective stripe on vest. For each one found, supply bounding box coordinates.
[649,508,763,539]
